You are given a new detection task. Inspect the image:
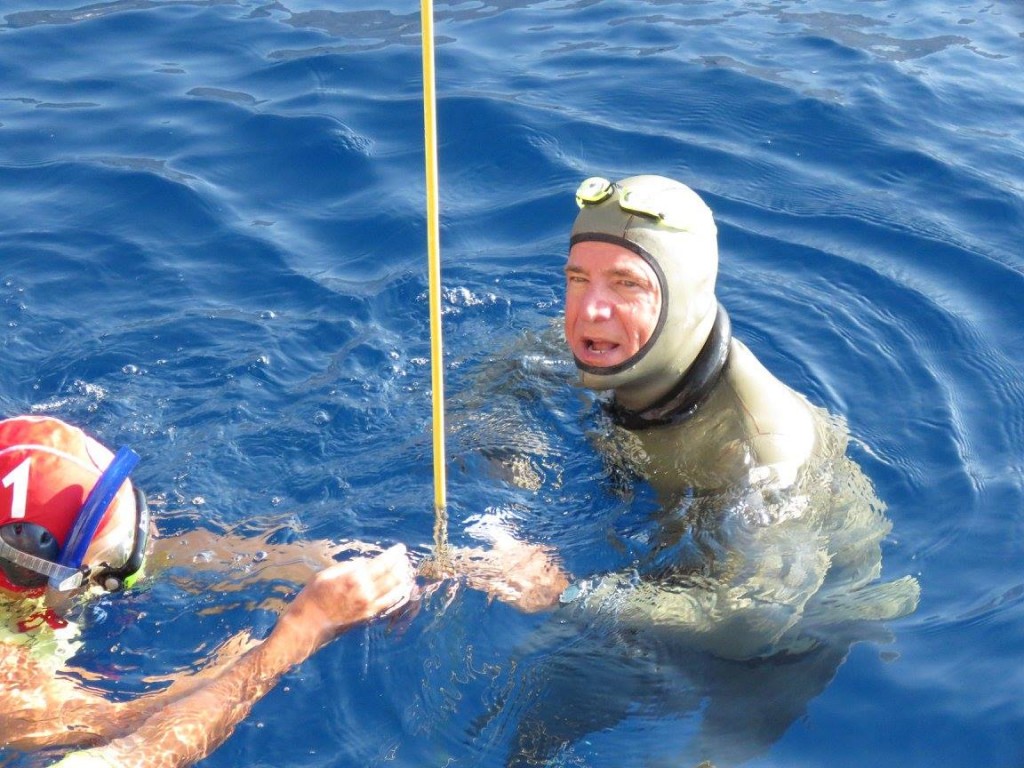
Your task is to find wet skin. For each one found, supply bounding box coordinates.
[1,544,414,768]
[564,241,661,370]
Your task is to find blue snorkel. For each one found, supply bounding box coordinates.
[48,446,140,591]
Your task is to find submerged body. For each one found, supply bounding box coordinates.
[452,316,918,765]
[469,319,918,661]
[579,398,917,660]
[0,416,415,767]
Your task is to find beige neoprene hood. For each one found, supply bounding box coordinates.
[569,175,720,409]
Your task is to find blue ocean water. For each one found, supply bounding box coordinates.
[1,1,1022,767]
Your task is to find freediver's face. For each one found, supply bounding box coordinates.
[564,240,662,370]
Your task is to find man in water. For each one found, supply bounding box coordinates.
[561,175,918,652]
[445,175,920,766]
[457,174,919,653]
[460,176,917,643]
[0,415,414,767]
[566,174,814,495]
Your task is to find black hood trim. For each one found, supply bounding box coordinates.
[606,304,731,429]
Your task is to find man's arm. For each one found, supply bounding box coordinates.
[423,522,569,613]
[47,544,413,768]
[574,536,831,660]
[3,620,282,752]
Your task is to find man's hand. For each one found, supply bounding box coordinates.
[425,526,569,613]
[466,537,570,612]
[45,545,416,768]
[281,544,415,648]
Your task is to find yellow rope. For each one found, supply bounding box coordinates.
[420,0,449,560]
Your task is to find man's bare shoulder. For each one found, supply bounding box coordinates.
[0,639,84,748]
[0,639,59,696]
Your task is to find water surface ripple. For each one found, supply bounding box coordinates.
[1,1,1022,767]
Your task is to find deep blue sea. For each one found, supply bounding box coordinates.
[1,1,1022,767]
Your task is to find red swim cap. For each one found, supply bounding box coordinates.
[0,416,137,593]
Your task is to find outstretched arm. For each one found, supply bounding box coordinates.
[49,544,414,768]
[424,522,570,613]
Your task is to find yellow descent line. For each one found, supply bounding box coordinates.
[420,0,449,558]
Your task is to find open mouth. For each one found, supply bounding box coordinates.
[584,338,619,354]
[575,336,623,365]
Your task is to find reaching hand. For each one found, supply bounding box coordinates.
[425,531,569,613]
[282,544,415,647]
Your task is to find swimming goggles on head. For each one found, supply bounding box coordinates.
[575,176,696,231]
[0,446,149,592]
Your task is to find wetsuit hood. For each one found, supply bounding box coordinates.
[569,175,720,410]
